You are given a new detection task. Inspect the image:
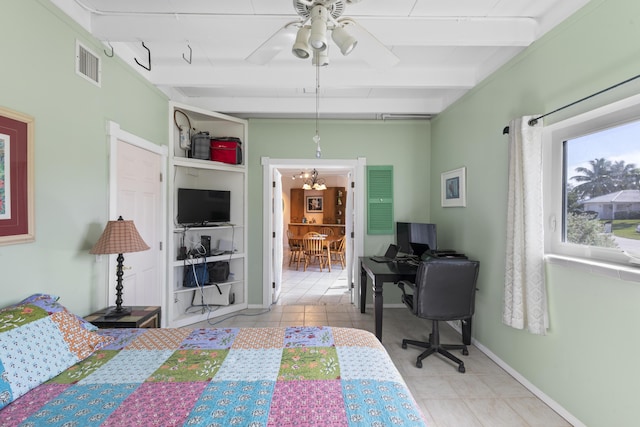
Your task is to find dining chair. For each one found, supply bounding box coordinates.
[301,233,328,271]
[286,229,303,268]
[331,235,346,269]
[318,227,334,236]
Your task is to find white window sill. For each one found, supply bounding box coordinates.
[545,254,640,283]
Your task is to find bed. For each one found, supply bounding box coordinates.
[0,295,427,426]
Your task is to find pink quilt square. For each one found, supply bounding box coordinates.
[0,383,69,427]
[103,381,208,426]
[268,380,348,426]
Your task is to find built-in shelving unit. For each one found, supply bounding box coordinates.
[167,102,248,328]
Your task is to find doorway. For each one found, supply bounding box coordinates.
[261,157,366,309]
[108,122,167,322]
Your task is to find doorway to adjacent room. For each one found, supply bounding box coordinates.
[261,158,366,309]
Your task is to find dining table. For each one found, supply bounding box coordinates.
[289,233,342,271]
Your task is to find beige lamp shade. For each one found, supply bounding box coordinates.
[90,217,150,255]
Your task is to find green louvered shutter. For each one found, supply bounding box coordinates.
[367,165,393,235]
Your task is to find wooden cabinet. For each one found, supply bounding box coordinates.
[290,188,304,223]
[323,187,345,226]
[334,187,346,226]
[290,186,346,229]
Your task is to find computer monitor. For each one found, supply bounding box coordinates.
[396,222,437,255]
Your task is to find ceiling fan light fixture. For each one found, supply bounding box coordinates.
[309,5,328,51]
[331,25,357,55]
[312,48,329,67]
[292,26,311,59]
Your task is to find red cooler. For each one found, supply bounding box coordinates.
[210,137,242,165]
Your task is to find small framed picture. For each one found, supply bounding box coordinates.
[441,167,466,207]
[306,196,323,212]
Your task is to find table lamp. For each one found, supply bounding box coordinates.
[90,216,150,317]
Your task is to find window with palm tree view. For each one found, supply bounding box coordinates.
[564,119,640,258]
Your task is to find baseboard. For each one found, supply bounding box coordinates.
[446,321,586,427]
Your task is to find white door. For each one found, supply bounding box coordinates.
[272,169,284,302]
[113,141,163,305]
[110,129,165,309]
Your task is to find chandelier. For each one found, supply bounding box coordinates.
[301,169,327,190]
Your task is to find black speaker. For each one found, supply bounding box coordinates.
[200,235,211,257]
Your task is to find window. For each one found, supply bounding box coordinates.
[544,94,640,265]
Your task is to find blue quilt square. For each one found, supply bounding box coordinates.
[342,379,426,426]
[18,383,138,427]
[96,329,148,350]
[180,328,239,349]
[186,380,275,427]
[0,318,78,402]
[283,326,334,347]
[213,348,282,381]
[79,350,173,384]
[337,347,403,382]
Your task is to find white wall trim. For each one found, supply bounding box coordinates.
[446,321,586,427]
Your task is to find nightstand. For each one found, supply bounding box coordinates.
[85,306,161,329]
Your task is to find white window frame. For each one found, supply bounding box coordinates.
[543,93,640,268]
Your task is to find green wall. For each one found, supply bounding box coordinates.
[429,0,640,425]
[4,0,639,424]
[0,0,168,315]
[246,119,430,305]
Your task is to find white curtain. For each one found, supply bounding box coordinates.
[503,115,549,335]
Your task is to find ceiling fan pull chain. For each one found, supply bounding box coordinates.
[314,59,322,158]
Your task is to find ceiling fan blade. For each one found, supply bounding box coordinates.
[346,21,399,68]
[245,24,299,65]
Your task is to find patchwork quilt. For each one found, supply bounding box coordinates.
[1,326,427,426]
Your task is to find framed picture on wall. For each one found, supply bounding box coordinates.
[0,106,35,245]
[306,196,323,212]
[441,166,466,207]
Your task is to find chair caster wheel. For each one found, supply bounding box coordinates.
[462,348,469,356]
[416,360,422,368]
[458,365,466,373]
[401,342,407,349]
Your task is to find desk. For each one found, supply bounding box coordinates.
[359,257,472,344]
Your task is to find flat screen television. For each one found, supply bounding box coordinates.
[396,222,437,255]
[177,188,231,226]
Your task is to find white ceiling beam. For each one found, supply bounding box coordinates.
[148,65,477,88]
[186,96,444,116]
[90,15,537,48]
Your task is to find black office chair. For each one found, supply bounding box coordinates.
[398,258,480,373]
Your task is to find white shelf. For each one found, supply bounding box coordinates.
[174,279,243,294]
[167,101,248,328]
[171,252,244,267]
[173,157,245,171]
[173,224,242,233]
[170,303,246,328]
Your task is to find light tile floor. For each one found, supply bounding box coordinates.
[189,254,573,427]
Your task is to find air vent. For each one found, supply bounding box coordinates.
[75,40,101,87]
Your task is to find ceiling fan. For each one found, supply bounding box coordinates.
[246,0,399,68]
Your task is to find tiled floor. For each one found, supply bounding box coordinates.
[190,255,572,427]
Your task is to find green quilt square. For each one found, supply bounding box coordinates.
[148,349,229,382]
[48,350,119,384]
[0,304,49,332]
[279,347,340,380]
